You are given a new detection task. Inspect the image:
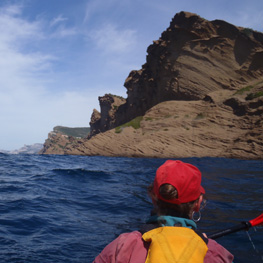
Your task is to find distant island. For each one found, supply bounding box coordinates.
[1,143,43,155]
[39,11,263,160]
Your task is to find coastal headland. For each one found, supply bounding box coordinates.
[40,11,263,159]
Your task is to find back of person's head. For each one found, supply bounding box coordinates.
[149,160,205,219]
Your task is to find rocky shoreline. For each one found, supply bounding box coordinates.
[40,12,263,160]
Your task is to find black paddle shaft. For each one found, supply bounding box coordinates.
[208,221,252,239]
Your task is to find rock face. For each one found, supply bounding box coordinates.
[40,11,263,159]
[39,126,90,155]
[89,94,125,137]
[89,11,263,137]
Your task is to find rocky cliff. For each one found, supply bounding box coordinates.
[40,11,263,159]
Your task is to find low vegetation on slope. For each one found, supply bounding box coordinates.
[54,126,90,138]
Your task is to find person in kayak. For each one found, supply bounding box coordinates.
[93,160,234,263]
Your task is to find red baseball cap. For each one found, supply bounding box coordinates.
[153,160,205,204]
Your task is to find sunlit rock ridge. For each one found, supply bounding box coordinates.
[40,11,263,159]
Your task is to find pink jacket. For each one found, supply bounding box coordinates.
[93,231,234,263]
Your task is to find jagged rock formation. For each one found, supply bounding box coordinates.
[89,11,263,137]
[40,11,263,159]
[89,94,125,137]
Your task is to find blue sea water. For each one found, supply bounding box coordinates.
[0,153,262,263]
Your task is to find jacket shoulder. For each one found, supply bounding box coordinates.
[205,239,234,263]
[93,231,148,263]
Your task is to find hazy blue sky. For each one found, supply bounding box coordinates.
[0,0,262,151]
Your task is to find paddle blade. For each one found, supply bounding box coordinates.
[249,213,263,227]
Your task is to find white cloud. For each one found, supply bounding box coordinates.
[49,14,78,38]
[0,6,43,45]
[0,3,22,16]
[83,0,138,54]
[89,24,137,54]
[84,0,117,23]
[0,4,93,150]
[0,5,53,92]
[50,25,78,38]
[50,14,68,27]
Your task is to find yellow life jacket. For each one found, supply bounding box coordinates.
[142,226,208,263]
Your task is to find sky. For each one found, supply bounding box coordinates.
[0,0,262,151]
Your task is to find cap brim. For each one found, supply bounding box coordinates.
[200,185,205,194]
